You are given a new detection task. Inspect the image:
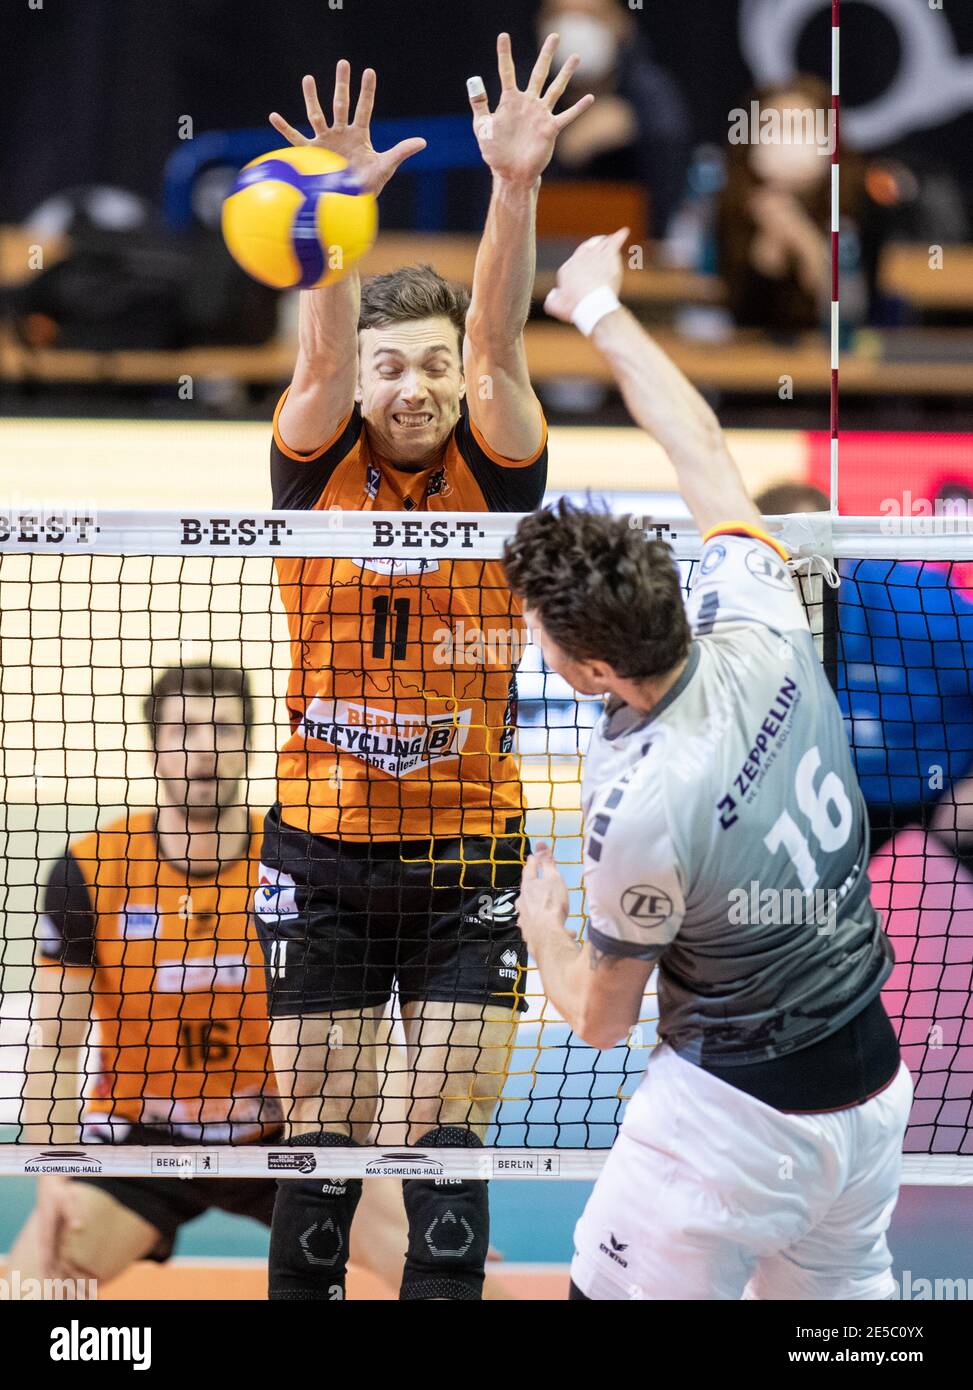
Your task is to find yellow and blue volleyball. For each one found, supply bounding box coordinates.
[221,146,377,290]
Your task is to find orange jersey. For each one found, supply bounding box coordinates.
[36,812,281,1142]
[271,396,548,841]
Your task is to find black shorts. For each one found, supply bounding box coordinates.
[255,803,530,1016]
[75,1128,277,1263]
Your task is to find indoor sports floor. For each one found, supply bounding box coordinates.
[0,1144,967,1299]
[0,419,970,1299]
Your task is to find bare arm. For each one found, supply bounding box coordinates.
[516,846,651,1049]
[21,967,94,1144]
[279,275,362,456]
[270,65,426,454]
[463,33,592,459]
[545,231,765,537]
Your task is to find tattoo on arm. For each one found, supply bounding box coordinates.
[587,943,622,972]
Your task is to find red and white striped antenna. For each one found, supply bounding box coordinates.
[830,0,841,513]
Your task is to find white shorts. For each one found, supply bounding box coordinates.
[572,1044,914,1301]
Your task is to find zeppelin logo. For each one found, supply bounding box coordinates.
[180,518,293,546]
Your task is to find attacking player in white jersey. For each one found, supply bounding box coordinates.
[505,229,913,1301]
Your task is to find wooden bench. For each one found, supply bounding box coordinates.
[4,226,973,396]
[5,320,973,396]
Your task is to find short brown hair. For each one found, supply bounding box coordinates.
[143,664,253,748]
[359,264,470,354]
[503,500,692,681]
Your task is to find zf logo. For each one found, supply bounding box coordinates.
[745,547,793,591]
[621,885,673,929]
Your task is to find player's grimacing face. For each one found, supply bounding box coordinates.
[153,694,247,811]
[357,316,465,469]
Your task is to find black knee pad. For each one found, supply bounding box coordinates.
[268,1131,363,1301]
[400,1126,489,1301]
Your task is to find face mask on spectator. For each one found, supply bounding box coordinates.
[549,16,619,83]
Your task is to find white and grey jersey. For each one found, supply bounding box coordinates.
[582,531,893,1068]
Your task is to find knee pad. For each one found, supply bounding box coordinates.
[268,1131,363,1301]
[400,1126,489,1302]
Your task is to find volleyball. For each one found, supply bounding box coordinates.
[221,146,377,290]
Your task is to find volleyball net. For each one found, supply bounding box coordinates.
[0,507,970,1183]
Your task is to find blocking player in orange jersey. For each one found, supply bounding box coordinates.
[7,664,507,1298]
[255,36,592,1301]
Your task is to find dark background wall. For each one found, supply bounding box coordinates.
[2,0,972,222]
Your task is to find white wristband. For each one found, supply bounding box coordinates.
[571,286,621,337]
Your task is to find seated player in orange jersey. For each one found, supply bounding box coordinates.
[255,37,593,1301]
[7,663,507,1298]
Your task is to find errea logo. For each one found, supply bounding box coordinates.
[599,1233,630,1269]
[498,946,520,982]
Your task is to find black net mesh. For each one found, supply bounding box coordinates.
[0,522,969,1174]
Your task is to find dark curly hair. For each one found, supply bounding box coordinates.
[502,499,692,681]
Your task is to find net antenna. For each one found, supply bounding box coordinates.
[830,0,841,513]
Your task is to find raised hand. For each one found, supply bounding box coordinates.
[544,228,629,324]
[516,842,571,940]
[269,63,426,196]
[467,32,595,187]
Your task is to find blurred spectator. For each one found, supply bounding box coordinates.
[754,482,830,516]
[536,0,691,238]
[718,76,886,336]
[8,184,278,352]
[756,482,973,852]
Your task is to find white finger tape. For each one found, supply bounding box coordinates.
[467,76,487,99]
